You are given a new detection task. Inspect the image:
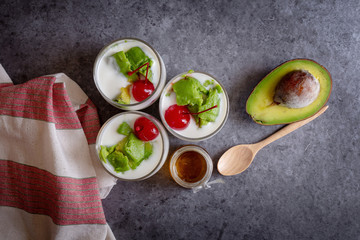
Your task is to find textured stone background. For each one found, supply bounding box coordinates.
[1,0,359,239]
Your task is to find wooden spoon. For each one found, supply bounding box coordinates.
[217,106,329,176]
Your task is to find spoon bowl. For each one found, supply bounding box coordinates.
[217,145,256,176]
[217,106,328,176]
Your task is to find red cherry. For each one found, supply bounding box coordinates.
[132,80,155,102]
[134,117,159,141]
[165,104,191,130]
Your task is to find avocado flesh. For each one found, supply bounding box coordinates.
[246,59,332,125]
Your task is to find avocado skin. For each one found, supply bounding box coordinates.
[246,59,332,125]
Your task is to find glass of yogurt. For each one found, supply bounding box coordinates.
[159,71,229,142]
[96,111,169,181]
[94,38,166,110]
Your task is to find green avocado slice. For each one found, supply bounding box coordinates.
[113,47,153,82]
[117,122,132,136]
[99,146,110,163]
[126,47,149,69]
[144,142,153,160]
[106,151,130,173]
[198,88,220,125]
[124,133,145,163]
[113,51,131,75]
[115,136,128,152]
[125,47,153,81]
[172,76,208,106]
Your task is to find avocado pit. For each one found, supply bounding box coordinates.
[274,70,320,108]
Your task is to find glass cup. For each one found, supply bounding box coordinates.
[169,145,213,189]
[94,38,166,110]
[96,111,169,181]
[159,71,229,142]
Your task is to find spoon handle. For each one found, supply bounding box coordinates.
[256,106,329,149]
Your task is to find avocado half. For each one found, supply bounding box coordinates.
[246,59,332,125]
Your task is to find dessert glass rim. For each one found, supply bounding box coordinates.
[93,37,164,110]
[159,71,230,142]
[95,110,168,181]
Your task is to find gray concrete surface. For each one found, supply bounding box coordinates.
[1,0,359,239]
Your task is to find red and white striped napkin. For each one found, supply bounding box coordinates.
[0,65,116,239]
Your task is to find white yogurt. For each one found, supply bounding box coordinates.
[159,72,229,141]
[94,38,166,110]
[96,112,169,180]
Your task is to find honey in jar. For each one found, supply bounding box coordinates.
[175,151,207,183]
[170,145,213,189]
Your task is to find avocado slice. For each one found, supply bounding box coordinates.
[113,47,153,82]
[112,51,138,82]
[198,88,220,124]
[144,142,153,160]
[115,136,129,152]
[117,122,132,136]
[106,151,130,173]
[126,47,150,70]
[99,146,110,163]
[172,76,208,106]
[115,86,131,104]
[124,133,145,163]
[125,47,153,81]
[113,51,131,74]
[246,59,332,125]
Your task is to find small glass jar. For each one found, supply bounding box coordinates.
[96,111,169,181]
[169,145,213,189]
[159,71,229,142]
[93,38,166,110]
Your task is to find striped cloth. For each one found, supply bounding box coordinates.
[0,65,116,240]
